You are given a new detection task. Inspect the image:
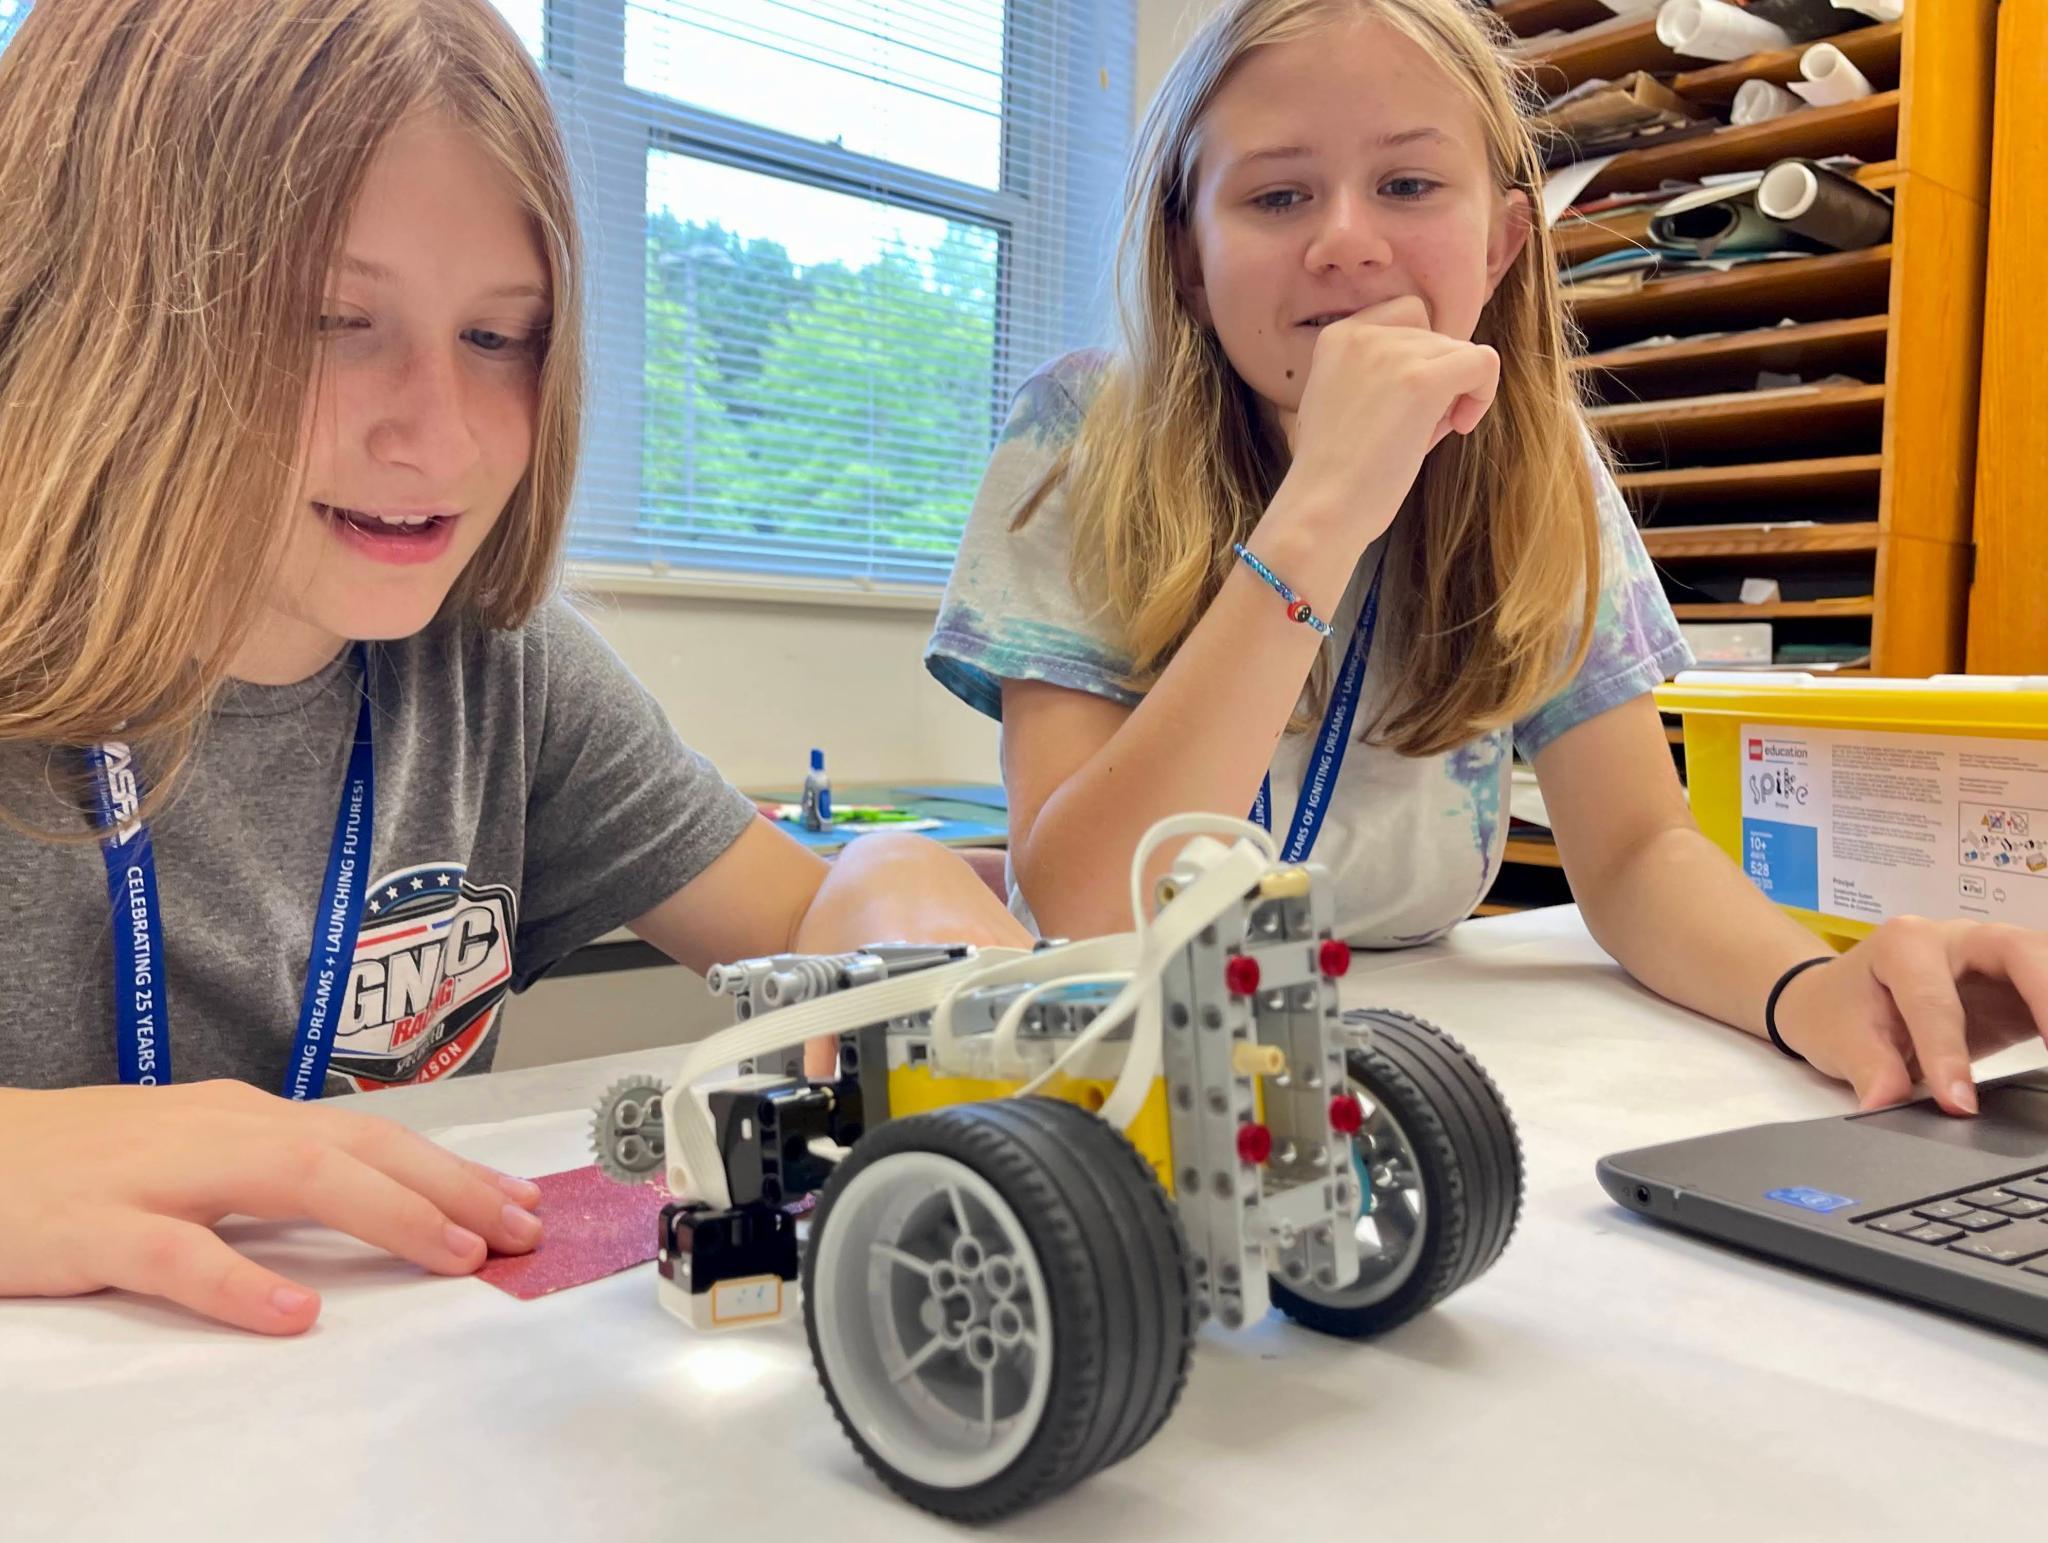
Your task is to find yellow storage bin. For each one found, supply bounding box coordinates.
[1657,672,2048,950]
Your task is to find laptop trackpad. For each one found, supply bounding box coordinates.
[1857,1081,2048,1161]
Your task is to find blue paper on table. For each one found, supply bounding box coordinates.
[893,784,1009,811]
[782,814,1008,852]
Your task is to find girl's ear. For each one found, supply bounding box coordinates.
[1172,223,1214,330]
[1484,188,1534,299]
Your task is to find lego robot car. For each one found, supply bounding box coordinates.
[593,815,1523,1521]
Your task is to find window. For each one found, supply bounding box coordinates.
[505,1,1135,586]
[0,1,29,56]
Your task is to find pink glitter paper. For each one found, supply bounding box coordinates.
[475,1165,673,1300]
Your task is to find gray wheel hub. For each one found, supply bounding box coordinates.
[810,1151,1054,1491]
[1302,1081,1429,1309]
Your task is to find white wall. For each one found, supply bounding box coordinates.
[576,584,995,789]
[1137,0,1223,116]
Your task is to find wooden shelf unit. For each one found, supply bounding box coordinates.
[1555,162,1900,268]
[1642,522,1881,560]
[1966,0,2048,672]
[1580,91,1901,202]
[1490,0,1615,37]
[1592,383,1887,459]
[1519,15,1671,96]
[1671,597,1874,621]
[1502,836,1563,870]
[1570,246,1893,343]
[1613,453,1882,507]
[1557,1,1996,678]
[1577,316,1891,398]
[1485,1,1999,917]
[1671,22,1903,107]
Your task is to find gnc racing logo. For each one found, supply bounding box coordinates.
[326,862,516,1092]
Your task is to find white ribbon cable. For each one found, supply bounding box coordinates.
[1102,837,1271,1131]
[1128,812,1278,928]
[985,971,1137,1079]
[663,948,1029,1205]
[929,933,1136,1068]
[1017,835,1272,1131]
[667,815,1281,1204]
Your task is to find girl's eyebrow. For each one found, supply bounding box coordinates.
[1225,126,1451,175]
[338,253,549,304]
[1232,144,1313,170]
[1379,126,1451,149]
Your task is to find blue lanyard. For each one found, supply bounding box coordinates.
[86,646,376,1098]
[1251,557,1385,863]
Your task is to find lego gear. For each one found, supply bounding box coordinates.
[590,1074,669,1186]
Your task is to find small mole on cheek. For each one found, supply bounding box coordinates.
[1285,369,1295,379]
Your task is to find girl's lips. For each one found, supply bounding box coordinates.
[315,501,459,567]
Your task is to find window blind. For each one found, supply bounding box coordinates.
[503,0,1136,586]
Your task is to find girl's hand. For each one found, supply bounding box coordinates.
[1262,294,1501,559]
[797,834,1034,1077]
[0,1080,545,1334]
[1772,917,2048,1113]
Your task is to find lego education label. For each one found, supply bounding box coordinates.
[1739,723,2048,930]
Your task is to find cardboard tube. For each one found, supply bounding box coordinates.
[1656,0,1794,61]
[1757,159,1894,250]
[1790,42,1875,106]
[1733,79,1805,124]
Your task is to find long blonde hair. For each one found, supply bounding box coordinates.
[1024,0,1599,755]
[0,0,584,813]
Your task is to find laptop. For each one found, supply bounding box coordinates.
[1598,1066,2048,1343]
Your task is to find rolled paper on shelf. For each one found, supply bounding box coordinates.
[1656,0,1794,61]
[1732,78,1806,125]
[1790,42,1876,105]
[1756,158,1895,250]
[1649,182,1796,257]
[1831,0,1904,21]
[1745,0,1866,40]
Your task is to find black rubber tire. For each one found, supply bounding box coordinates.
[803,1096,1194,1522]
[1271,1009,1525,1339]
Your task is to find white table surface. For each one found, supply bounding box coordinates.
[8,906,2047,1542]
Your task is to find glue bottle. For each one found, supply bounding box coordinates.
[800,747,833,831]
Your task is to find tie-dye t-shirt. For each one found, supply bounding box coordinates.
[925,349,1693,946]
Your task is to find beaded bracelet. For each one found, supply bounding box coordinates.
[1232,543,1334,637]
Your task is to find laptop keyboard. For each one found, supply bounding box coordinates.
[1860,1172,2048,1273]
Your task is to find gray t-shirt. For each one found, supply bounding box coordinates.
[0,599,758,1094]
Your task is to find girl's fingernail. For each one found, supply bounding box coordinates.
[502,1203,543,1243]
[494,1171,542,1205]
[271,1285,314,1316]
[445,1223,485,1256]
[1950,1079,1979,1115]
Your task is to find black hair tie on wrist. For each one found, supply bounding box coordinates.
[1765,955,1834,1062]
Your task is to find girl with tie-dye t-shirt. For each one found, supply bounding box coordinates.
[927,0,2048,1113]
[932,346,1686,947]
